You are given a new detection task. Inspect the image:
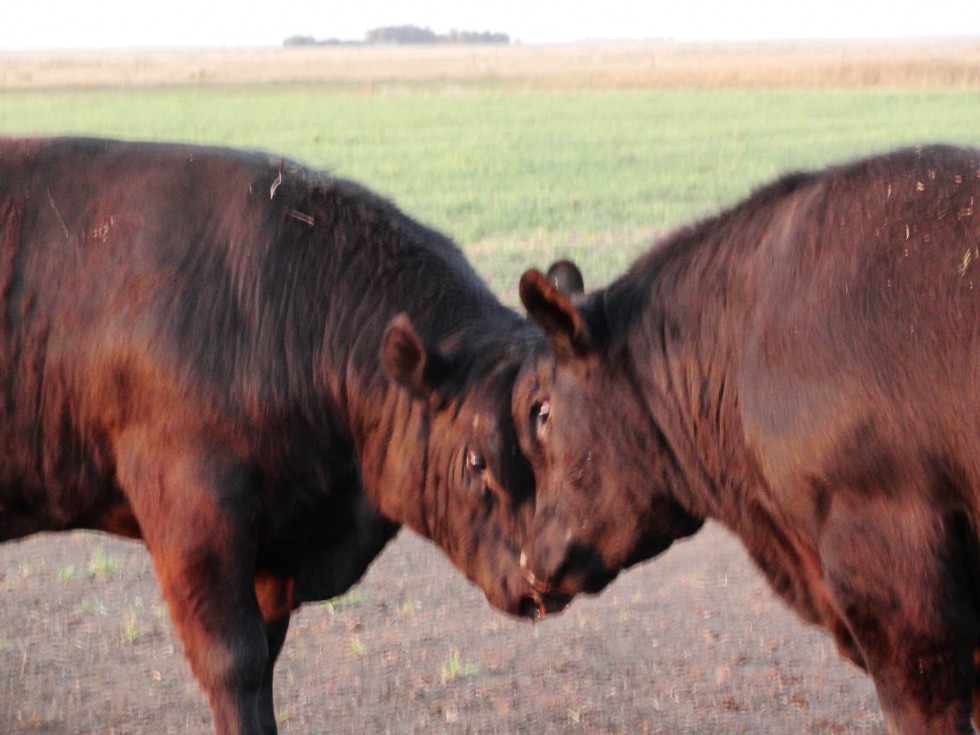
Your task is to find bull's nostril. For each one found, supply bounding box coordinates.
[516,595,542,621]
[519,550,553,593]
[522,538,616,599]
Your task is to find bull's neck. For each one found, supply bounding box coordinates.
[611,224,756,521]
[340,324,440,531]
[351,377,433,533]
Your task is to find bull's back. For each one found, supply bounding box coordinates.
[738,145,980,511]
[754,145,980,397]
[0,137,271,322]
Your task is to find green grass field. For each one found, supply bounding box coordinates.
[2,83,978,298]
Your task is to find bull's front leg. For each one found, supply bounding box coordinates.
[820,500,978,735]
[253,575,296,734]
[258,616,290,734]
[115,430,276,735]
[974,648,980,732]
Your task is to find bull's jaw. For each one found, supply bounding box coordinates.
[484,572,571,621]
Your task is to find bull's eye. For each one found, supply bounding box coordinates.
[533,400,552,440]
[466,449,487,473]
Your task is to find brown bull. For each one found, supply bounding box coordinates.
[516,145,980,734]
[0,136,563,735]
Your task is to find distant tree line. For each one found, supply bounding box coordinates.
[283,36,357,47]
[284,25,510,47]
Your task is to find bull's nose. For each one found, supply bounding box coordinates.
[515,592,569,620]
[520,537,618,599]
[517,551,571,620]
[519,550,554,594]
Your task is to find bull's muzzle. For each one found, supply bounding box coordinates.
[517,551,571,619]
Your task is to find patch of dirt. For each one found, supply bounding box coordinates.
[0,523,884,734]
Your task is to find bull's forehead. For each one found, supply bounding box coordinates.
[466,370,515,413]
[525,351,559,385]
[469,409,502,433]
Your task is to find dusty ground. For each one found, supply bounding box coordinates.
[1,522,885,734]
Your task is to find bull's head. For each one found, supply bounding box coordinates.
[379,313,569,619]
[512,269,703,607]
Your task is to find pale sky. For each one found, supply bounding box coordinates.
[2,0,978,50]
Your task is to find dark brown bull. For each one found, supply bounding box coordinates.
[515,145,980,734]
[0,136,561,735]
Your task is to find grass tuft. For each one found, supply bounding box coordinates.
[87,547,119,580]
[440,648,482,682]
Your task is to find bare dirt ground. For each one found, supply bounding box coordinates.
[0,523,885,734]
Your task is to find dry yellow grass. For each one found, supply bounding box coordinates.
[2,39,979,91]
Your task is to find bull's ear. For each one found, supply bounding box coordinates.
[519,268,591,356]
[381,314,450,397]
[544,259,584,296]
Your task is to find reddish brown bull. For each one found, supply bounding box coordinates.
[515,145,980,734]
[0,136,561,735]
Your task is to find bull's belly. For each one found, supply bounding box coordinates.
[0,478,142,543]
